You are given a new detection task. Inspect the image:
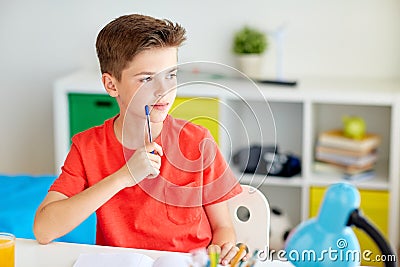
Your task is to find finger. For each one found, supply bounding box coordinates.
[220,242,235,258]
[221,245,238,265]
[227,247,246,266]
[235,243,249,262]
[144,143,156,154]
[232,247,247,263]
[153,142,163,156]
[147,153,161,164]
[147,154,161,170]
[149,159,161,171]
[146,142,163,156]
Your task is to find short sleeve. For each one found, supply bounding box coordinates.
[201,130,242,205]
[49,142,88,197]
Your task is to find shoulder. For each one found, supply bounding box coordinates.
[71,116,116,147]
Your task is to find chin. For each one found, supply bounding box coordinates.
[151,111,169,123]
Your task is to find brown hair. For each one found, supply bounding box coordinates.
[96,14,186,80]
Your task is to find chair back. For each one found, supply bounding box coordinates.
[227,184,270,252]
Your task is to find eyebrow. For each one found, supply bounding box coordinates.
[133,67,178,77]
[168,67,178,73]
[134,71,155,77]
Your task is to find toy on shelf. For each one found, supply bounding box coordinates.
[269,206,293,251]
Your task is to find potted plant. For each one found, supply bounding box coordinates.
[233,26,268,79]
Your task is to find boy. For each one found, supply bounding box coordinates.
[34,14,246,265]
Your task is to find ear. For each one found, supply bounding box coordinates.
[102,73,118,97]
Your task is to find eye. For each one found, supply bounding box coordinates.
[140,76,153,83]
[166,72,177,79]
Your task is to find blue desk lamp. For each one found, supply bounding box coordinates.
[285,183,396,267]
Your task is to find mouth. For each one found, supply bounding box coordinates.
[150,103,170,111]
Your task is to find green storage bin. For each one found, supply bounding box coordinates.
[68,94,220,145]
[68,93,119,139]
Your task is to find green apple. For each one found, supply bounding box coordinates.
[343,116,366,140]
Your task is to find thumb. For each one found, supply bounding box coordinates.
[146,167,160,179]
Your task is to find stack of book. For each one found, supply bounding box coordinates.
[314,129,381,181]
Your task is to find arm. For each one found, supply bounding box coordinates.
[33,143,162,244]
[205,201,247,266]
[205,201,236,246]
[33,167,129,244]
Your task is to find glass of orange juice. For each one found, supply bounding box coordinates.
[0,233,15,267]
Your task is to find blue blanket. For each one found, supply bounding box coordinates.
[0,174,96,244]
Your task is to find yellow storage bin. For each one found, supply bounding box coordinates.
[169,97,220,144]
[309,186,389,267]
[68,94,220,145]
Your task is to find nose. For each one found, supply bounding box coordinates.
[153,87,165,98]
[153,78,171,98]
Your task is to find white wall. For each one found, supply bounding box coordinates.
[0,0,399,174]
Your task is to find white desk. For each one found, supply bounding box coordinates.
[15,238,294,267]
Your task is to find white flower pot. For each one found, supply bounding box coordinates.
[235,54,263,79]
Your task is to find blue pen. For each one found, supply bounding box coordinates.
[144,105,154,154]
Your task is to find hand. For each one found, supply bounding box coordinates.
[124,142,163,187]
[207,242,249,266]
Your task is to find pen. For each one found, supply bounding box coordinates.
[214,252,220,267]
[230,243,246,267]
[209,246,218,267]
[144,105,154,154]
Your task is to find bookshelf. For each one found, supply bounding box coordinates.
[54,71,400,262]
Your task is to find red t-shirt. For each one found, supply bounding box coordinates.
[50,115,242,252]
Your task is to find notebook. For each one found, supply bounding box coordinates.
[73,252,193,267]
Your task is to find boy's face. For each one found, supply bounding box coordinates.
[110,47,178,123]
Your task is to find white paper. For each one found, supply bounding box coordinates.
[73,252,154,267]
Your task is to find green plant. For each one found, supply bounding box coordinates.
[233,26,268,54]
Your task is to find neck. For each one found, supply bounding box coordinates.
[114,115,163,149]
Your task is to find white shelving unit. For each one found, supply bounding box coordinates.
[54,71,400,251]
